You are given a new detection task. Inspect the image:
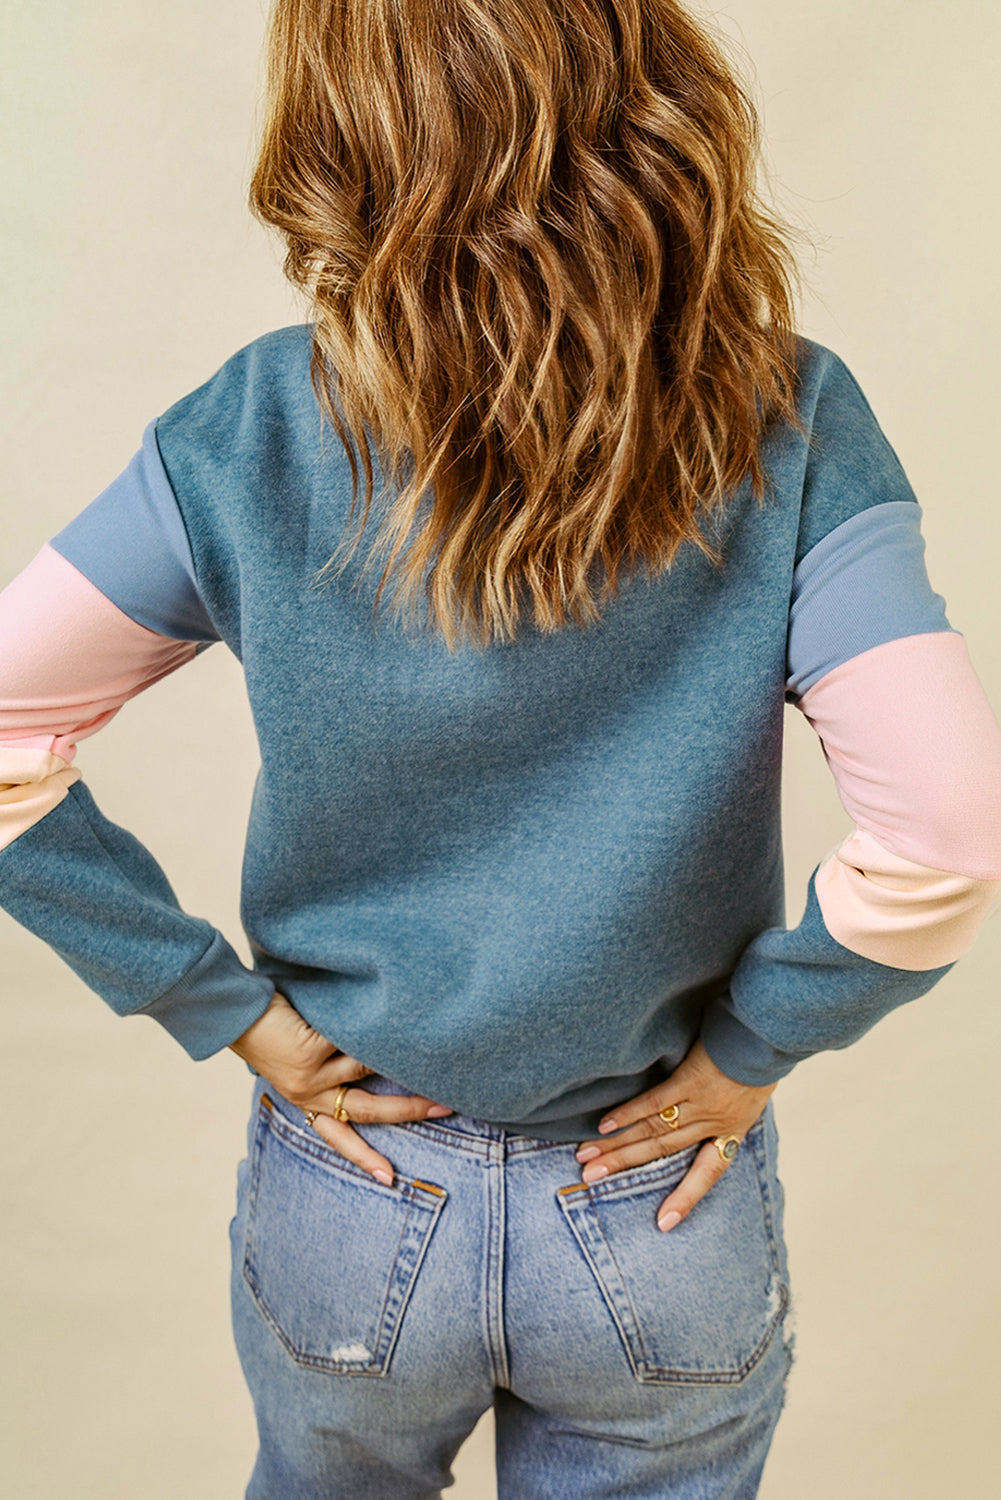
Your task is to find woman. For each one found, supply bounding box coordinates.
[2,1,999,1495]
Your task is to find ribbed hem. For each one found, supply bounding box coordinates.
[133,929,276,1061]
[699,994,807,1087]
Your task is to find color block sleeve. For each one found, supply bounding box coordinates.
[0,422,276,1060]
[699,353,1001,1086]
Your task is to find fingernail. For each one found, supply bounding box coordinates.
[576,1146,601,1162]
[581,1163,608,1183]
[426,1105,453,1117]
[373,1169,394,1187]
[658,1209,682,1232]
[598,1118,618,1134]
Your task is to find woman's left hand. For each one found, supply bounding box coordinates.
[574,1037,779,1232]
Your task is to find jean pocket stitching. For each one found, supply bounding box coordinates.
[555,1121,787,1386]
[241,1094,448,1375]
[743,1112,786,1282]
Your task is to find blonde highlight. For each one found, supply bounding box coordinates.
[249,0,809,651]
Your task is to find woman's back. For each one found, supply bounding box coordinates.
[3,324,997,1140]
[3,2,1001,1494]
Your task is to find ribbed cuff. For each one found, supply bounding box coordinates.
[699,993,808,1087]
[132,928,276,1061]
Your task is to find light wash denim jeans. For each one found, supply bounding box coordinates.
[229,1068,796,1499]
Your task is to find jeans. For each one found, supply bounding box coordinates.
[229,1068,796,1499]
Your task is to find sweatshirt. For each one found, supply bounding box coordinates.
[2,324,1000,1141]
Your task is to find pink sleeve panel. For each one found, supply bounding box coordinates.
[0,543,198,852]
[814,826,1001,970]
[797,630,1001,881]
[797,629,1001,969]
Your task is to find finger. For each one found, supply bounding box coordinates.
[319,1086,454,1126]
[276,1051,372,1107]
[577,1109,711,1163]
[310,1052,374,1090]
[595,1086,688,1136]
[576,1127,705,1182]
[308,1114,398,1186]
[656,1140,737,1232]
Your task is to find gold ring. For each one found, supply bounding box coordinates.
[713,1134,741,1163]
[332,1083,351,1122]
[658,1103,681,1129]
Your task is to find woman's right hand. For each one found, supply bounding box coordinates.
[228,990,453,1186]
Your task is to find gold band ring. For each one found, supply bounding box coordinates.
[658,1103,681,1129]
[332,1083,351,1122]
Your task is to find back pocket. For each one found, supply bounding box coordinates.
[556,1113,788,1384]
[242,1092,447,1375]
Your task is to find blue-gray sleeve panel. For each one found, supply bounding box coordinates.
[47,419,220,645]
[699,866,956,1086]
[0,779,276,1060]
[785,499,959,701]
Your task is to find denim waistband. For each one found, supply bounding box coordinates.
[253,1066,576,1155]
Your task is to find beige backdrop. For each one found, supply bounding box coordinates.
[2,2,999,1495]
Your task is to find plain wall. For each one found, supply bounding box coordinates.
[1,2,999,1494]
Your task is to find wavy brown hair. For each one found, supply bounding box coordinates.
[249,0,807,651]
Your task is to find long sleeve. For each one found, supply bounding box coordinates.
[0,420,276,1059]
[699,352,1001,1086]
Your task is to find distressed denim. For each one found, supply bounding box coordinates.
[229,1068,795,1499]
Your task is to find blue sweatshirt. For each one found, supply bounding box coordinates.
[1,325,999,1141]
